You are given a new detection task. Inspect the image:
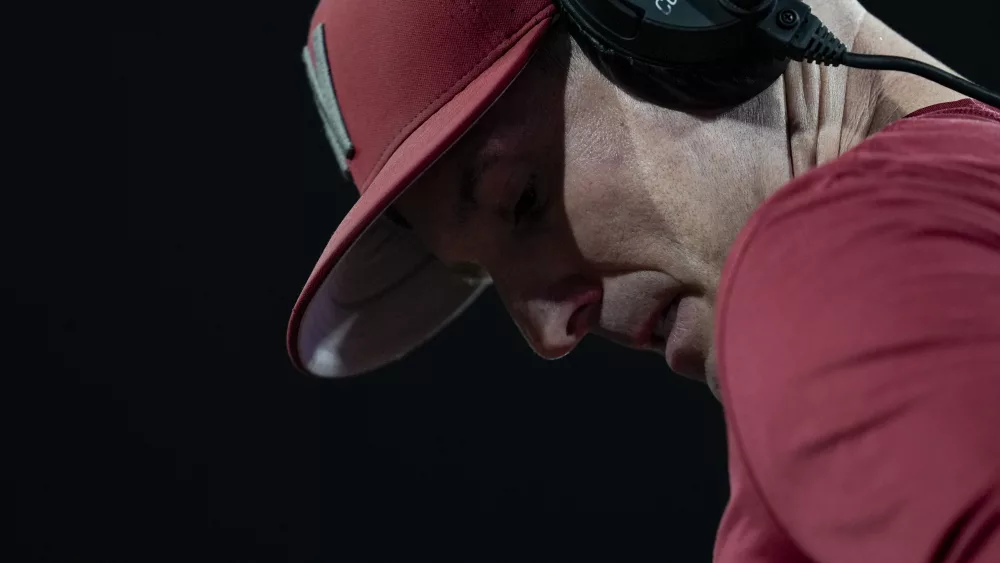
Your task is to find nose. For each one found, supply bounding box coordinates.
[512,286,602,360]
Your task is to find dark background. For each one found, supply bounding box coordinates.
[14,1,997,561]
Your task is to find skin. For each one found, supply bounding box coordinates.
[394,0,966,398]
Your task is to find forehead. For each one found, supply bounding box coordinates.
[457,54,570,162]
[404,103,542,201]
[397,53,571,218]
[464,102,541,165]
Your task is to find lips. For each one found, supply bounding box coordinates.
[637,293,703,380]
[663,297,703,381]
[653,299,679,341]
[639,293,680,351]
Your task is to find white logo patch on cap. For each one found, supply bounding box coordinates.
[303,23,355,182]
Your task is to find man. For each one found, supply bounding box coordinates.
[291,0,999,561]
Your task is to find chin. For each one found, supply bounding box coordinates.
[706,372,722,402]
[705,347,722,402]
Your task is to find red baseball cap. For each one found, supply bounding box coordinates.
[289,0,558,376]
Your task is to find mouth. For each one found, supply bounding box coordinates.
[648,298,678,351]
[647,296,704,382]
[640,295,678,351]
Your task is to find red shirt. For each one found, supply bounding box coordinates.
[713,99,1000,563]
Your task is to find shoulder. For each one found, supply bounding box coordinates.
[713,98,1000,560]
[716,97,1000,423]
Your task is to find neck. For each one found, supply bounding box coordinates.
[782,8,966,179]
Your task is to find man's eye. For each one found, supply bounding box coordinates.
[512,177,540,225]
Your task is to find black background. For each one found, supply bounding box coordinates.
[14,1,998,561]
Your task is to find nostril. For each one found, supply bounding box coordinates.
[567,303,598,338]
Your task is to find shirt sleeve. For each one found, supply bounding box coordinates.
[714,120,1000,563]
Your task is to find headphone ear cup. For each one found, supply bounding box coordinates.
[562,14,788,111]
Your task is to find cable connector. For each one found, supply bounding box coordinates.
[798,21,847,65]
[741,0,1000,107]
[755,0,847,66]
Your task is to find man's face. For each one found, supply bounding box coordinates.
[395,42,771,387]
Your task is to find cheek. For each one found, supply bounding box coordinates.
[644,124,766,277]
[560,163,652,262]
[564,110,631,167]
[559,131,670,266]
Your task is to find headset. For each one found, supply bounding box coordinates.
[557,0,1000,110]
[381,0,998,230]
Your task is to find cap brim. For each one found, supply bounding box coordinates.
[288,13,554,377]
